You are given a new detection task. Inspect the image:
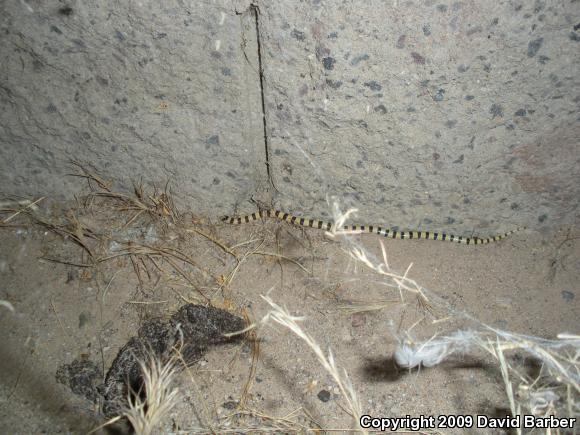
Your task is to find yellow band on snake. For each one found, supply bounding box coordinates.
[222,209,524,245]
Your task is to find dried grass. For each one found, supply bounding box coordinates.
[122,355,180,435]
[90,354,179,435]
[224,293,365,433]
[2,167,577,434]
[329,203,579,433]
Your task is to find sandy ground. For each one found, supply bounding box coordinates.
[0,197,578,434]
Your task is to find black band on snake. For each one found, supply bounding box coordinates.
[222,209,524,245]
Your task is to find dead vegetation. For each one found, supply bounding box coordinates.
[1,165,578,434]
[0,163,327,433]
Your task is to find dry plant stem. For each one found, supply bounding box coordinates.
[123,209,146,228]
[259,295,366,433]
[50,297,69,338]
[0,300,15,312]
[478,328,580,395]
[40,257,93,268]
[75,165,180,224]
[98,244,216,301]
[251,250,310,274]
[221,407,311,432]
[346,245,428,305]
[163,256,209,301]
[186,227,238,259]
[174,348,217,434]
[496,342,522,435]
[0,198,40,210]
[1,196,45,224]
[87,416,123,434]
[300,407,323,431]
[223,305,365,433]
[101,244,215,281]
[337,300,399,314]
[119,355,180,435]
[221,239,265,291]
[104,245,205,304]
[101,270,120,305]
[379,239,390,270]
[130,255,144,287]
[91,191,152,214]
[239,310,259,408]
[172,286,199,305]
[152,278,200,306]
[229,238,261,250]
[336,206,578,430]
[31,213,96,258]
[145,359,177,429]
[68,161,112,191]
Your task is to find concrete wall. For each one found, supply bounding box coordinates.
[0,0,265,217]
[1,0,578,233]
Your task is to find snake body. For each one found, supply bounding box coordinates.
[222,209,523,245]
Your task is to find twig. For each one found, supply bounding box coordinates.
[186,227,238,259]
[39,257,94,268]
[251,251,310,275]
[50,297,69,337]
[239,310,258,408]
[1,196,45,224]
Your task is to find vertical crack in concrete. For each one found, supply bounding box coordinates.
[251,4,275,192]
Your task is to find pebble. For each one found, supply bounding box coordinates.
[561,290,574,301]
[317,389,331,402]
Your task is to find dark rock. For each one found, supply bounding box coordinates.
[350,54,369,66]
[222,400,238,410]
[96,304,245,418]
[527,38,543,57]
[490,103,504,118]
[433,89,445,101]
[322,57,335,70]
[538,55,550,64]
[374,104,387,114]
[396,35,406,49]
[317,389,331,402]
[364,81,382,91]
[206,135,220,145]
[291,29,305,41]
[58,6,73,16]
[411,52,425,64]
[56,359,100,402]
[325,79,342,89]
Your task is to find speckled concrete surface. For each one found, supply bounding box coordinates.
[1,0,579,236]
[261,0,580,234]
[0,0,265,216]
